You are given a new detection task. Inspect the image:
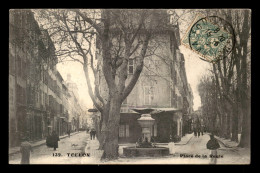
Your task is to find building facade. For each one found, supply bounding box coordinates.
[9,10,86,147]
[94,12,194,143]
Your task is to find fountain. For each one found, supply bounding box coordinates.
[123,108,169,157]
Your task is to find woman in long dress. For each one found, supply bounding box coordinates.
[206,134,220,164]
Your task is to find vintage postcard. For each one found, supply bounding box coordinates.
[9,9,251,164]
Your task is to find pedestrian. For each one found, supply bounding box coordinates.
[90,129,93,140]
[204,126,207,133]
[51,131,60,151]
[201,125,204,136]
[67,129,71,138]
[206,134,220,164]
[194,128,197,137]
[20,136,33,164]
[90,128,96,140]
[92,129,96,140]
[198,128,201,138]
[46,132,53,148]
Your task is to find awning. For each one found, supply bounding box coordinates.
[131,108,155,114]
[120,112,140,114]
[132,107,182,114]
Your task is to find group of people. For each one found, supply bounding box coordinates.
[193,125,206,137]
[46,131,60,151]
[89,128,96,140]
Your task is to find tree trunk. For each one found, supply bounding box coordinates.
[238,93,250,148]
[238,10,250,147]
[102,121,120,160]
[226,103,231,139]
[231,103,238,142]
[99,95,121,160]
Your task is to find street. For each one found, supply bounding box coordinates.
[9,131,89,164]
[9,132,250,164]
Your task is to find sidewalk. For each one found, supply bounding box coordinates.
[9,131,83,155]
[175,133,194,145]
[215,134,241,148]
[214,134,250,164]
[154,133,194,146]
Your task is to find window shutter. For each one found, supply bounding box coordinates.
[154,124,157,137]
[128,59,134,74]
[119,125,125,137]
[125,125,129,137]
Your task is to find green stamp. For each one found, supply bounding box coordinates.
[182,15,235,63]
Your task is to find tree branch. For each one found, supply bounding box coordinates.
[72,9,102,35]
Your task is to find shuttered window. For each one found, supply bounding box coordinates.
[128,59,134,74]
[153,123,157,137]
[119,124,130,137]
[119,125,125,137]
[125,125,129,137]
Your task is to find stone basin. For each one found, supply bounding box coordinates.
[123,147,169,157]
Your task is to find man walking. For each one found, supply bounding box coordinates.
[20,136,33,164]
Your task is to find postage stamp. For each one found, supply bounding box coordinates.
[181,14,235,63]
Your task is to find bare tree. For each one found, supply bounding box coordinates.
[197,9,251,147]
[35,9,174,159]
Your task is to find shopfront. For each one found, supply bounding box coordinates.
[118,108,183,144]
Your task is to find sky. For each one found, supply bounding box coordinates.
[57,61,94,109]
[56,10,211,111]
[180,46,211,110]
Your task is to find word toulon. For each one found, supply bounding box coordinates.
[52,153,91,157]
